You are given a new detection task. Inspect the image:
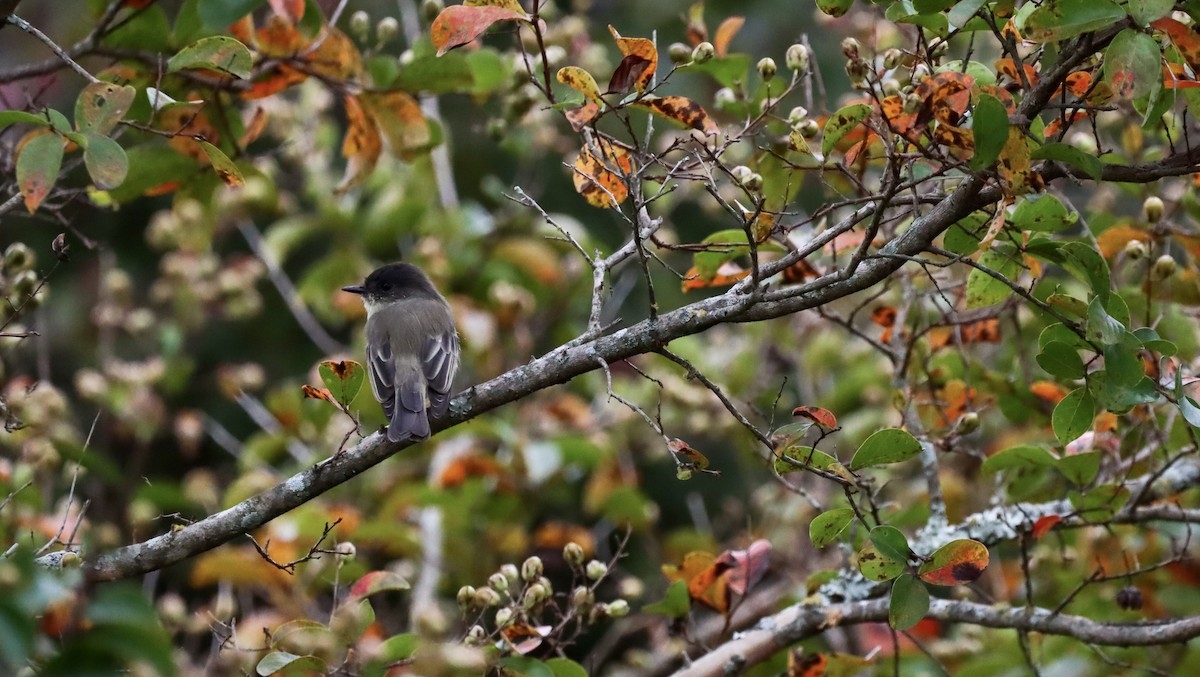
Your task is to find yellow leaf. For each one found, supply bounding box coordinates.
[335,94,382,194]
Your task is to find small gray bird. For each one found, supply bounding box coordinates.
[342,263,460,442]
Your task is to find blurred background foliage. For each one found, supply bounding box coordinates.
[0,0,1199,675]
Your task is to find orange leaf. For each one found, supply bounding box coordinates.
[361,90,431,160]
[871,306,896,328]
[917,539,989,586]
[256,14,306,56]
[713,16,744,57]
[1097,225,1151,259]
[229,15,256,47]
[563,100,601,131]
[788,652,828,677]
[301,384,335,403]
[239,106,269,147]
[1153,17,1200,70]
[995,57,1039,88]
[335,94,382,194]
[431,5,528,56]
[682,263,748,291]
[997,127,1040,195]
[572,138,632,208]
[608,25,657,92]
[1030,380,1069,405]
[927,319,1001,351]
[243,64,308,99]
[792,406,838,432]
[633,95,719,135]
[662,551,730,613]
[157,104,220,162]
[1032,515,1061,540]
[306,28,363,80]
[1043,111,1087,138]
[685,2,707,46]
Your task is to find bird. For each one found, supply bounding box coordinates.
[342,262,460,442]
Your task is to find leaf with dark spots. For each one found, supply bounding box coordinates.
[632,96,719,135]
[607,55,652,95]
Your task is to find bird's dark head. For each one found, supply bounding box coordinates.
[342,263,438,307]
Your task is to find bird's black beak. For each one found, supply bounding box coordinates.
[341,285,366,295]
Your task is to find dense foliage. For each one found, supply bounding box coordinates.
[2,0,1200,675]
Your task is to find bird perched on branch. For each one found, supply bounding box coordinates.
[342,262,459,441]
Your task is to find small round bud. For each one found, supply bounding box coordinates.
[335,542,357,561]
[1143,196,1165,224]
[465,624,487,645]
[881,78,902,96]
[585,559,608,581]
[606,599,630,618]
[474,587,502,607]
[841,37,861,61]
[955,411,980,435]
[488,572,510,593]
[692,41,716,64]
[882,48,904,70]
[1124,239,1147,260]
[846,60,868,88]
[523,583,550,609]
[669,42,692,64]
[521,556,544,581]
[786,44,809,72]
[495,607,515,626]
[563,542,586,568]
[930,40,950,58]
[744,173,764,192]
[457,585,477,607]
[676,467,693,481]
[376,17,400,46]
[12,270,39,299]
[4,243,34,272]
[757,57,777,82]
[348,11,370,40]
[714,87,737,108]
[571,586,594,608]
[1116,586,1143,611]
[904,92,924,114]
[798,119,819,138]
[421,0,444,23]
[787,106,809,126]
[730,165,753,184]
[500,563,520,584]
[1151,255,1177,281]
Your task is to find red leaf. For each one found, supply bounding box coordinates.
[430,5,528,56]
[1032,515,1061,540]
[715,539,771,596]
[792,406,838,432]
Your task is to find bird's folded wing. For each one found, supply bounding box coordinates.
[422,331,460,416]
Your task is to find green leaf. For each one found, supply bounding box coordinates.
[82,133,128,190]
[774,446,849,478]
[869,525,911,563]
[1092,372,1158,414]
[810,507,855,548]
[16,132,64,213]
[197,0,267,29]
[1086,296,1125,345]
[948,0,989,27]
[104,5,172,51]
[1052,387,1096,445]
[546,658,589,677]
[1129,0,1174,24]
[1175,367,1200,427]
[822,103,872,156]
[74,82,136,135]
[1068,484,1128,520]
[1104,332,1144,387]
[1057,451,1100,485]
[1011,194,1077,233]
[1036,341,1086,379]
[317,360,366,408]
[968,94,1009,171]
[1104,29,1163,102]
[644,580,690,618]
[1038,322,1090,350]
[497,656,556,677]
[107,144,200,203]
[857,543,905,582]
[849,428,922,470]
[1060,242,1111,297]
[1023,0,1126,42]
[982,445,1059,473]
[692,229,784,281]
[1046,293,1088,318]
[1032,142,1102,180]
[256,651,326,676]
[943,211,989,256]
[198,140,245,187]
[918,539,989,585]
[965,245,1020,308]
[889,573,930,630]
[816,0,855,18]
[168,36,253,79]
[686,55,752,89]
[0,110,52,131]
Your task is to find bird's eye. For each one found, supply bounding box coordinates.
[380,282,392,292]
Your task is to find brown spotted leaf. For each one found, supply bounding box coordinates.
[361,90,431,160]
[16,129,64,213]
[75,82,136,135]
[306,28,363,80]
[572,138,632,208]
[557,66,603,103]
[918,539,989,586]
[465,0,526,11]
[607,55,653,95]
[157,104,221,162]
[608,25,657,92]
[997,127,1039,195]
[1153,17,1200,70]
[632,95,718,135]
[431,5,528,56]
[335,94,382,194]
[199,141,244,187]
[301,384,337,403]
[563,100,601,131]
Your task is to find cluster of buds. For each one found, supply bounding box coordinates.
[842,37,869,90]
[730,165,764,193]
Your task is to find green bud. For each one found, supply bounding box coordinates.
[571,586,594,608]
[521,556,544,581]
[348,10,370,40]
[12,270,39,299]
[457,585,477,607]
[841,37,861,61]
[336,542,356,561]
[955,411,980,435]
[1151,254,1177,281]
[882,48,904,70]
[1143,196,1165,224]
[744,172,764,192]
[465,624,486,645]
[730,165,753,184]
[606,599,630,618]
[4,243,34,272]
[500,563,520,584]
[669,42,692,64]
[798,119,819,138]
[421,0,444,23]
[692,41,716,64]
[785,44,809,72]
[523,583,549,609]
[846,60,868,89]
[676,468,693,481]
[474,587,502,607]
[585,560,608,581]
[757,57,777,82]
[495,607,515,626]
[1124,240,1147,260]
[787,106,809,125]
[563,542,586,568]
[881,78,901,96]
[488,572,510,593]
[376,17,399,46]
